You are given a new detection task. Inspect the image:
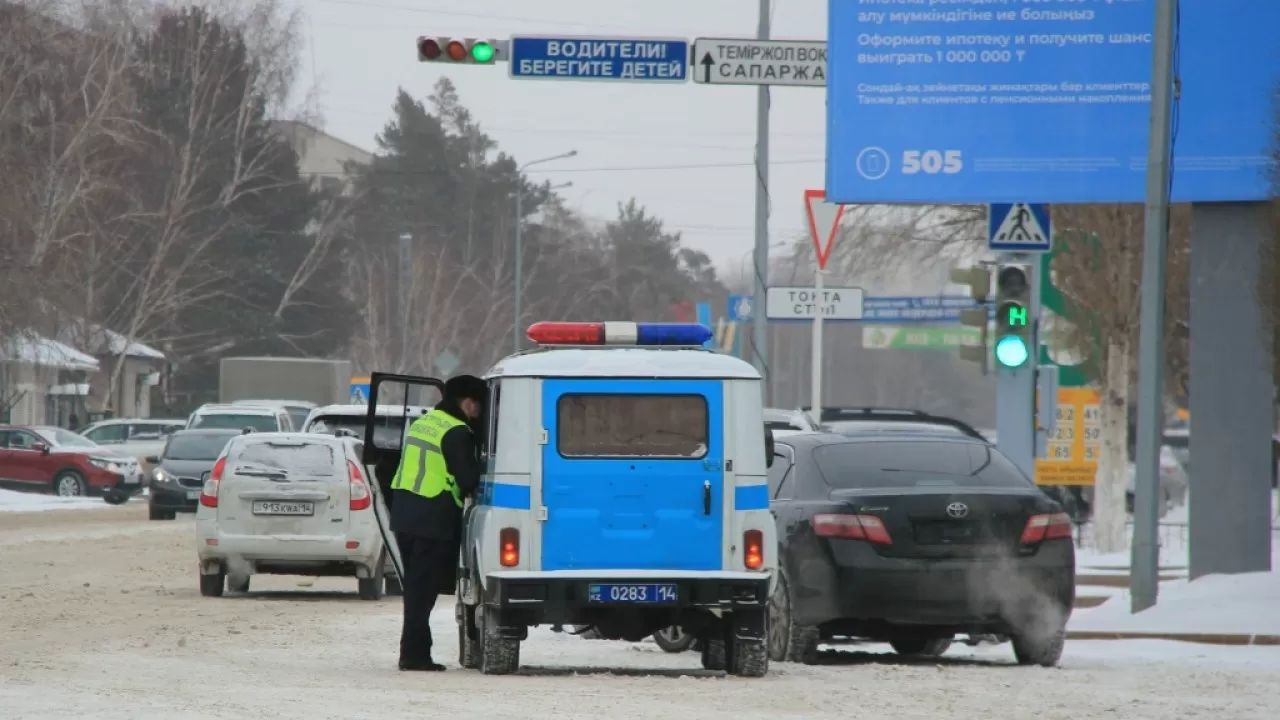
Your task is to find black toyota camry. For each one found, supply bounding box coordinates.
[767,433,1075,667]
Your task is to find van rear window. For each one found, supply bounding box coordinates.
[557,394,708,459]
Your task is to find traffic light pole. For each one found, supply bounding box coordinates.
[750,0,771,400]
[995,252,1040,478]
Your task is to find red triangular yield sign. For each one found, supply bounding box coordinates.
[804,189,844,270]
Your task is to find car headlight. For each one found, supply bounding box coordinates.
[153,467,170,483]
[89,457,122,472]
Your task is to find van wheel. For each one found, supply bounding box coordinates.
[228,574,250,594]
[700,637,727,671]
[53,471,88,497]
[653,626,696,653]
[200,569,225,597]
[768,571,820,664]
[359,552,386,601]
[457,602,482,669]
[729,636,769,678]
[479,607,520,675]
[384,574,403,595]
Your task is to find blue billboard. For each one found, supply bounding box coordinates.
[827,1,1280,204]
[509,36,689,82]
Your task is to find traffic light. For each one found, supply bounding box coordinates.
[949,266,991,369]
[417,37,499,64]
[993,263,1033,369]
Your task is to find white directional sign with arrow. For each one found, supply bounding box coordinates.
[691,38,826,87]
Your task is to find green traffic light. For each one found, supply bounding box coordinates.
[471,42,495,62]
[995,335,1029,368]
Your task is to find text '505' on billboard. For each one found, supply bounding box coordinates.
[825,1,1280,204]
[765,287,865,321]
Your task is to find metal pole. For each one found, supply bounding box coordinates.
[810,268,824,415]
[398,233,411,372]
[1131,0,1176,613]
[751,0,771,401]
[514,190,523,355]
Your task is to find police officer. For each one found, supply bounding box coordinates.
[391,375,485,671]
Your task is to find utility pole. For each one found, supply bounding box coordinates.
[513,151,577,354]
[751,0,771,400]
[1131,0,1177,613]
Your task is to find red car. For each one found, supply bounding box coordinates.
[0,424,145,504]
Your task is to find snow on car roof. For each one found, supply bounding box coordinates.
[488,348,759,380]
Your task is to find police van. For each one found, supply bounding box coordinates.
[361,321,777,676]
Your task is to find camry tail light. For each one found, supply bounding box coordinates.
[743,529,764,569]
[348,460,371,511]
[199,457,226,508]
[499,527,519,567]
[811,513,892,545]
[1021,512,1073,544]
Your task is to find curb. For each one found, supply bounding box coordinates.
[1067,631,1280,646]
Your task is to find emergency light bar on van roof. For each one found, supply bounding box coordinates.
[526,322,713,347]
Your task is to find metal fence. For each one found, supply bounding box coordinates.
[1073,519,1280,553]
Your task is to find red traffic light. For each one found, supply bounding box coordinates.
[446,40,467,61]
[418,38,441,60]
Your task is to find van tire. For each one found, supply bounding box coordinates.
[457,602,482,669]
[729,637,769,678]
[359,552,386,601]
[700,637,727,671]
[200,569,225,597]
[479,607,520,675]
[228,574,250,594]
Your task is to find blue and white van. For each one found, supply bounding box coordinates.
[362,321,777,676]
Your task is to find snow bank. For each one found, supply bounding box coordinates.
[0,487,104,513]
[1069,570,1280,636]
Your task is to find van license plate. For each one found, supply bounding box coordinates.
[588,583,678,604]
[252,501,313,516]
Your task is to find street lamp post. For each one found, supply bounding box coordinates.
[514,150,577,353]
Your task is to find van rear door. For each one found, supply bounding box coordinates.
[541,379,724,571]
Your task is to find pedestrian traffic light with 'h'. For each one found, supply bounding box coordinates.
[993,263,1033,369]
[949,266,992,370]
[417,37,499,64]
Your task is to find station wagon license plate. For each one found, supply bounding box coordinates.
[588,583,678,604]
[252,501,313,516]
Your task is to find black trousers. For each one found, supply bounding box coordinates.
[396,533,454,663]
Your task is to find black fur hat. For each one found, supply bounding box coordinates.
[443,374,487,402]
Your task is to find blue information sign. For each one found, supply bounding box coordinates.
[826,1,1280,204]
[509,36,689,82]
[862,296,986,324]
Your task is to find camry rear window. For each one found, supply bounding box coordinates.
[234,442,336,476]
[812,441,1033,489]
[192,414,278,431]
[557,394,708,458]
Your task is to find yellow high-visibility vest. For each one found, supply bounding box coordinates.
[391,409,466,507]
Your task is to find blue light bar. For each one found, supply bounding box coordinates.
[635,323,713,346]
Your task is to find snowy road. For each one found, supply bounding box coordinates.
[2,506,1279,719]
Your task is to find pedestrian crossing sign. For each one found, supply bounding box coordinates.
[988,203,1051,253]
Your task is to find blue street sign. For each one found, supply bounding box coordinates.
[509,36,689,82]
[733,294,986,324]
[989,203,1051,253]
[349,378,370,404]
[826,1,1280,204]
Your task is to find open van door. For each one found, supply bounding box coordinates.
[361,372,444,593]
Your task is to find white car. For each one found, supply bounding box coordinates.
[80,418,186,472]
[301,403,430,446]
[195,432,387,600]
[231,399,316,433]
[187,403,294,432]
[764,407,821,438]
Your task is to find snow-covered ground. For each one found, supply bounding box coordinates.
[1071,571,1280,636]
[2,506,1279,718]
[0,486,148,514]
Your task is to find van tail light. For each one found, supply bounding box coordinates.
[499,528,519,567]
[744,529,764,569]
[811,513,892,545]
[348,460,371,511]
[1021,512,1074,544]
[200,457,226,508]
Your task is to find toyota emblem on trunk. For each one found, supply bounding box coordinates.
[946,502,969,519]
